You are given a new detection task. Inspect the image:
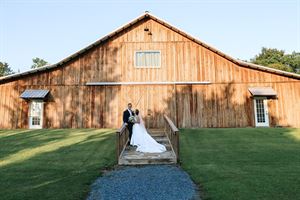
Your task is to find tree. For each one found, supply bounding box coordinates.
[250,47,300,74]
[31,57,49,69]
[284,51,300,73]
[268,63,293,72]
[0,62,14,77]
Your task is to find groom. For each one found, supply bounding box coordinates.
[123,103,134,145]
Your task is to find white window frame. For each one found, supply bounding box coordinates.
[29,100,44,129]
[134,50,161,68]
[253,97,269,127]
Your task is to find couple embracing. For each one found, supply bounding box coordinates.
[123,103,166,153]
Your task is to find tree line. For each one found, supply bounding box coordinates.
[250,48,300,74]
[1,48,300,77]
[0,58,49,77]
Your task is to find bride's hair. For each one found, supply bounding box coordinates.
[135,109,139,115]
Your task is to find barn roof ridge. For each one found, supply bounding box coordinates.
[1,12,300,82]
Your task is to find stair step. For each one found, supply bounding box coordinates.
[119,148,176,165]
[122,150,174,157]
[150,133,166,137]
[126,145,171,151]
[152,135,167,138]
[156,140,170,145]
[153,136,169,141]
[119,158,176,165]
[148,129,164,132]
[148,129,165,136]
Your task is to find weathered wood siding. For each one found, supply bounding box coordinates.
[0,18,299,128]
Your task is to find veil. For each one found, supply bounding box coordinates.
[137,111,147,130]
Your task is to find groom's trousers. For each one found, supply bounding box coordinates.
[127,123,133,141]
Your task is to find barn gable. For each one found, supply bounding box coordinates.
[0,12,300,84]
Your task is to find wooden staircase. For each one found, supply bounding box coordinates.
[118,129,177,165]
[116,115,180,166]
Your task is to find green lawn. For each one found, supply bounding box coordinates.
[0,129,116,200]
[180,128,300,200]
[2,128,300,200]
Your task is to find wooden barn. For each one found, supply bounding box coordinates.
[0,12,300,129]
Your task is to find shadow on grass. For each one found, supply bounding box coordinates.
[180,128,300,200]
[0,129,111,161]
[0,129,73,160]
[0,129,116,200]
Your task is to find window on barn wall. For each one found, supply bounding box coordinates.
[135,51,161,68]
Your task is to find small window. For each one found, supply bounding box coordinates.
[135,51,161,68]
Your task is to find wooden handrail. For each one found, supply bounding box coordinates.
[116,123,129,162]
[117,123,127,135]
[164,115,179,132]
[163,115,180,163]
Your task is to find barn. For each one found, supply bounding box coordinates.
[0,12,300,129]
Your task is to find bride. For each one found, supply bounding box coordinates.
[130,109,166,153]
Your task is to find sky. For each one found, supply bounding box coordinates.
[0,0,300,73]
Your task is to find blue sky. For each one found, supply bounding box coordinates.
[1,0,299,72]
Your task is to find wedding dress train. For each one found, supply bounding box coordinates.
[130,116,166,153]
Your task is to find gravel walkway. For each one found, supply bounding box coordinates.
[87,165,200,200]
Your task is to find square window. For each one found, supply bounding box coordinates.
[135,51,161,68]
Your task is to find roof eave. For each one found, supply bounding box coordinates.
[237,60,300,79]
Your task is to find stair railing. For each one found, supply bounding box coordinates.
[163,115,180,162]
[116,123,129,162]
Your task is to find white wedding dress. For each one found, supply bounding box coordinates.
[130,115,166,153]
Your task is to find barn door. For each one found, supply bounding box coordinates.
[121,86,149,127]
[29,100,44,129]
[253,98,269,127]
[121,85,173,129]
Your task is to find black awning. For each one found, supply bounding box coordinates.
[20,89,49,99]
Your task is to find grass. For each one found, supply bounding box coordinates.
[0,129,116,200]
[2,128,300,200]
[180,128,300,200]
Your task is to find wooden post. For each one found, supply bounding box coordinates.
[116,130,120,162]
[176,130,179,162]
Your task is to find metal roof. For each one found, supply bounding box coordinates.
[248,87,277,97]
[1,12,300,83]
[20,89,49,99]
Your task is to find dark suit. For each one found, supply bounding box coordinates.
[123,109,134,142]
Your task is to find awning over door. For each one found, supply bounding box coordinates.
[248,87,277,99]
[20,89,49,99]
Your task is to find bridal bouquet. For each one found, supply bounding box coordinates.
[129,116,136,123]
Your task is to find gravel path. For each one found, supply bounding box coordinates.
[87,165,200,200]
